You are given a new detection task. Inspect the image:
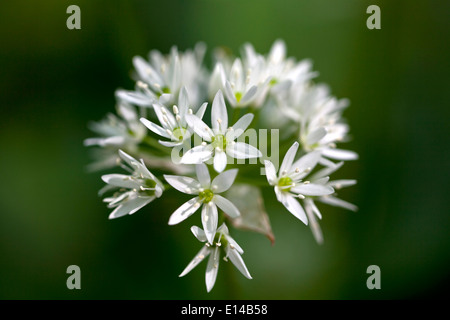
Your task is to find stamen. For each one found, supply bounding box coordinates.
[188,108,193,114]
[295,167,300,173]
[173,105,179,114]
[185,187,191,193]
[211,185,217,191]
[216,242,221,247]
[137,81,148,89]
[297,194,306,199]
[303,181,310,184]
[201,142,207,146]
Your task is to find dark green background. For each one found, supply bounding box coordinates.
[1,0,449,299]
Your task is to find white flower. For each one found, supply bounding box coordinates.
[164,164,240,244]
[116,44,207,107]
[280,83,358,162]
[301,161,358,244]
[139,86,208,147]
[242,39,317,106]
[179,224,252,292]
[84,102,146,151]
[100,150,164,219]
[264,142,334,225]
[181,90,262,172]
[222,58,260,107]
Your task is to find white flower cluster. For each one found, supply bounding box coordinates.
[85,40,358,292]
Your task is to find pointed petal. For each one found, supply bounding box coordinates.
[205,246,220,292]
[319,195,358,212]
[227,248,252,279]
[116,90,153,107]
[321,148,359,160]
[101,174,141,189]
[264,160,277,185]
[211,90,228,133]
[185,114,214,141]
[213,195,240,218]
[202,203,218,245]
[158,140,183,147]
[305,200,324,244]
[179,245,210,277]
[195,102,208,119]
[108,197,152,219]
[290,151,322,180]
[291,183,334,196]
[224,81,237,105]
[163,175,200,194]
[178,86,189,118]
[211,168,238,193]
[239,85,257,105]
[191,225,207,242]
[227,113,254,141]
[227,142,262,159]
[213,151,227,173]
[196,163,211,188]
[168,197,201,225]
[180,145,213,164]
[140,118,171,138]
[280,194,308,225]
[306,127,328,145]
[280,142,299,174]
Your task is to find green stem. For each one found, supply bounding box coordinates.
[142,135,171,154]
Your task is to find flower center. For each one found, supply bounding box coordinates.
[198,189,214,203]
[211,134,227,150]
[278,176,293,192]
[172,127,187,140]
[140,179,157,196]
[235,92,242,103]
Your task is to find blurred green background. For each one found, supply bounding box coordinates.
[1,0,449,299]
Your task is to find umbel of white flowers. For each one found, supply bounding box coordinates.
[86,39,358,292]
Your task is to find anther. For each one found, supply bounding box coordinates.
[137,81,148,89]
[298,194,305,199]
[295,167,300,173]
[188,108,193,114]
[173,105,179,114]
[303,181,310,184]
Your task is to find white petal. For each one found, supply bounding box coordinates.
[305,200,323,244]
[140,118,171,138]
[101,174,141,189]
[224,81,237,106]
[329,179,357,189]
[202,203,218,245]
[227,247,252,279]
[118,149,140,168]
[213,195,240,218]
[280,142,299,175]
[239,85,257,105]
[168,197,201,225]
[310,161,344,180]
[280,194,308,225]
[177,86,189,118]
[269,39,286,64]
[205,246,220,292]
[321,148,359,160]
[195,102,208,119]
[158,140,182,147]
[180,145,213,164]
[211,168,238,193]
[306,127,327,145]
[290,151,322,180]
[185,114,214,141]
[211,90,228,133]
[116,90,153,107]
[191,226,207,242]
[163,175,200,194]
[227,113,254,141]
[179,245,210,277]
[225,235,244,255]
[291,184,334,196]
[195,163,211,188]
[319,196,358,212]
[108,197,152,219]
[226,142,262,159]
[213,151,227,173]
[264,160,277,185]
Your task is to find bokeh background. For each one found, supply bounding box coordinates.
[1,0,449,299]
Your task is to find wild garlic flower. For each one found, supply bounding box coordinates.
[100,150,164,219]
[179,224,252,292]
[181,90,262,172]
[164,164,240,244]
[84,102,146,151]
[301,161,358,244]
[281,83,358,162]
[140,86,208,147]
[117,44,207,107]
[264,142,334,225]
